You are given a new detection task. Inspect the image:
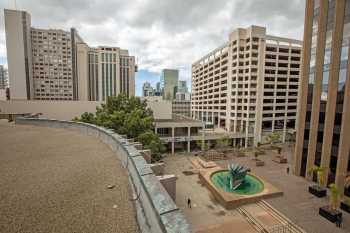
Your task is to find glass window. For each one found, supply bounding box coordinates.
[320,71,329,102]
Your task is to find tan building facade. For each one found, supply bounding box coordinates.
[4,9,136,101]
[76,45,135,101]
[294,0,350,197]
[30,28,83,100]
[192,25,302,147]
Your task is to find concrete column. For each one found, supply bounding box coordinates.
[335,28,350,197]
[187,127,191,153]
[320,0,346,185]
[305,0,329,180]
[201,127,205,150]
[293,0,314,176]
[171,127,175,155]
[282,116,287,143]
[155,127,158,134]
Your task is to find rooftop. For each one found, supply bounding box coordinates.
[0,120,138,233]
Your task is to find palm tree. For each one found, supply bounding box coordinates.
[329,183,339,210]
[308,165,326,188]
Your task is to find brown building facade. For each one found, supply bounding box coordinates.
[294,0,350,197]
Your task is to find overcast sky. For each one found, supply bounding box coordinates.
[0,0,305,96]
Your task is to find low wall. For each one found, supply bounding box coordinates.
[0,100,102,120]
[15,117,191,233]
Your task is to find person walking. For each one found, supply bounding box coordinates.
[336,214,342,228]
[286,167,290,174]
[187,198,191,208]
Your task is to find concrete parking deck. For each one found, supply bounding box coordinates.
[0,120,138,233]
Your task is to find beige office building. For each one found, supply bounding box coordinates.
[192,25,302,147]
[4,9,136,101]
[76,45,135,101]
[294,0,350,197]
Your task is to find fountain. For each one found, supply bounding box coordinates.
[211,163,263,195]
[199,162,283,209]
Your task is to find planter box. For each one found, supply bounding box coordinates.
[319,206,342,223]
[272,156,288,164]
[256,160,265,167]
[340,202,350,213]
[309,185,327,198]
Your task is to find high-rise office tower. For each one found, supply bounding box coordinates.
[0,65,8,90]
[4,9,136,101]
[154,81,162,96]
[4,9,83,100]
[161,69,179,100]
[192,25,302,146]
[294,0,350,196]
[76,45,135,101]
[177,80,188,93]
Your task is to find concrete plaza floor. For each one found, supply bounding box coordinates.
[163,146,350,233]
[0,121,138,233]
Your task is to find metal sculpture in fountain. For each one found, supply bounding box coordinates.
[228,163,249,190]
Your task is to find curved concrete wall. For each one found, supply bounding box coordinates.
[15,117,191,233]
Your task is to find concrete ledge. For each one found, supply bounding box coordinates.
[15,117,191,233]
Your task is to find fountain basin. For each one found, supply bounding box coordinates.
[199,167,283,209]
[211,171,264,195]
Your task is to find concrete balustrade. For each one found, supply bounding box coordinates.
[15,117,190,233]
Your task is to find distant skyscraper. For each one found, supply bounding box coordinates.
[156,82,161,92]
[177,80,188,93]
[142,81,154,97]
[0,65,8,90]
[161,69,179,100]
[4,9,136,101]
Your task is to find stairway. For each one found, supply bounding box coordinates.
[237,201,306,233]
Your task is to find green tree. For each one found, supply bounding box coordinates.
[137,130,165,162]
[73,112,95,124]
[74,94,163,162]
[329,183,339,210]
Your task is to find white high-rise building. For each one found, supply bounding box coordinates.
[192,25,302,146]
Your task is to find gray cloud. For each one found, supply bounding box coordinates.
[0,0,305,82]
